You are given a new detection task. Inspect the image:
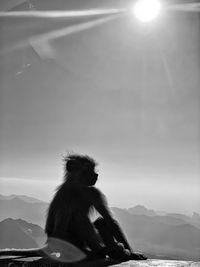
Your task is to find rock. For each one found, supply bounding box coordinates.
[112,259,200,267]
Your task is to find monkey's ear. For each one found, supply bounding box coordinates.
[66,160,78,172]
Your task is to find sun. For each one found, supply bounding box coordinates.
[132,0,162,23]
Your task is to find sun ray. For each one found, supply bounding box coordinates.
[167,2,200,12]
[30,14,120,58]
[0,9,124,18]
[152,33,176,100]
[158,48,174,92]
[0,13,121,57]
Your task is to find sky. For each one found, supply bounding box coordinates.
[0,0,200,215]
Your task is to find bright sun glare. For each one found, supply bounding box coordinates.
[133,0,162,23]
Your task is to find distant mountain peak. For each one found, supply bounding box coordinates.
[0,194,45,203]
[192,212,200,218]
[128,205,157,216]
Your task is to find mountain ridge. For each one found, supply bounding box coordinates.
[0,194,200,260]
[0,218,46,249]
[0,194,45,203]
[0,195,48,227]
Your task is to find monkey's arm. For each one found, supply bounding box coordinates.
[91,188,132,252]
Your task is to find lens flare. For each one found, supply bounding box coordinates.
[133,0,161,22]
[43,238,86,263]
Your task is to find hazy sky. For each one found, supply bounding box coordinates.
[0,0,199,214]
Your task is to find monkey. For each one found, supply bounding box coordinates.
[45,153,147,261]
[0,153,146,262]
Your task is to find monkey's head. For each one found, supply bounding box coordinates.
[64,154,98,186]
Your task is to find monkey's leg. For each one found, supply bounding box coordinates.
[72,215,105,256]
[94,217,116,248]
[94,218,133,261]
[94,217,129,249]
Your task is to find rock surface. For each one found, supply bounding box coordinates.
[0,257,200,267]
[112,259,200,267]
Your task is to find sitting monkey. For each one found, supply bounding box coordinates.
[45,154,147,261]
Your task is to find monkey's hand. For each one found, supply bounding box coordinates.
[105,243,131,261]
[95,246,109,259]
[105,243,147,261]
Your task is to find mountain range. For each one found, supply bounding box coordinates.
[0,195,200,261]
[0,218,46,249]
[112,207,200,261]
[127,205,200,229]
[0,194,48,227]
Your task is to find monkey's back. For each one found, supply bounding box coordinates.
[45,181,93,239]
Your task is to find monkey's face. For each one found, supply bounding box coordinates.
[81,168,98,186]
